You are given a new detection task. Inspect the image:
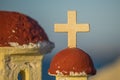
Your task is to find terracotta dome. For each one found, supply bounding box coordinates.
[0,11,49,46]
[48,48,96,76]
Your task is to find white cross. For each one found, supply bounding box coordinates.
[54,11,90,48]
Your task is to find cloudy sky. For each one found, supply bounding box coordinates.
[0,0,120,80]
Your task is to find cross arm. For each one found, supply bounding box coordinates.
[54,24,69,32]
[75,24,90,32]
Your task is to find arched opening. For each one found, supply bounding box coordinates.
[18,70,25,80]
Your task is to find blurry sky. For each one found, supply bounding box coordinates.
[89,57,120,80]
[0,0,120,80]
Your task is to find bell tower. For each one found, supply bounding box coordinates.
[0,47,43,80]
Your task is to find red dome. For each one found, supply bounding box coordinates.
[48,48,96,76]
[0,11,48,46]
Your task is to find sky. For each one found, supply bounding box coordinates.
[0,0,120,80]
[89,57,120,80]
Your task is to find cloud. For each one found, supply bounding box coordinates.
[89,57,120,80]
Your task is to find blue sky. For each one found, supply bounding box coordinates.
[0,0,120,80]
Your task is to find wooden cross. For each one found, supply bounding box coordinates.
[54,11,90,48]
